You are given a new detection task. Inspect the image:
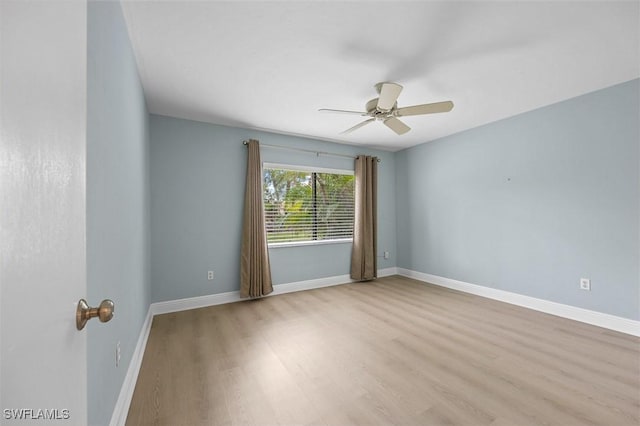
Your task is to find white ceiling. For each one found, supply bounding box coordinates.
[121,1,639,151]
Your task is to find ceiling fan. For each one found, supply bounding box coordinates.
[319,82,454,135]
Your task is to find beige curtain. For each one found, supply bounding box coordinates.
[351,155,378,281]
[240,139,273,298]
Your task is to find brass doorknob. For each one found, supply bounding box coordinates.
[76,299,114,330]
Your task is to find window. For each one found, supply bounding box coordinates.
[263,163,354,245]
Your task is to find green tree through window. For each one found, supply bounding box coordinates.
[263,167,354,243]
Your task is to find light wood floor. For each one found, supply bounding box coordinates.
[126,275,640,426]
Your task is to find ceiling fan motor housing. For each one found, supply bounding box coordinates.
[366,98,397,120]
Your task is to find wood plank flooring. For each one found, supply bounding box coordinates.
[126,275,640,425]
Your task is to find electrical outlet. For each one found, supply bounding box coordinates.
[208,271,214,280]
[116,341,121,367]
[384,251,389,259]
[580,278,591,291]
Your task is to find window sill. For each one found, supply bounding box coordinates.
[268,238,352,249]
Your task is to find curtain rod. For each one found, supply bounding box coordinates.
[242,140,381,162]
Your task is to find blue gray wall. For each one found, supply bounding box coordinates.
[150,115,397,303]
[87,2,150,425]
[396,79,639,320]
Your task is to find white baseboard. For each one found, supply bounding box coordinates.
[151,290,241,316]
[397,268,640,337]
[150,267,398,316]
[109,267,397,425]
[378,267,398,278]
[109,306,153,426]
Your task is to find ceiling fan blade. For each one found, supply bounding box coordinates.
[396,101,454,117]
[376,82,403,111]
[340,118,375,135]
[383,117,411,135]
[319,108,367,116]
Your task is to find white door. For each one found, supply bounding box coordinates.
[1,1,88,424]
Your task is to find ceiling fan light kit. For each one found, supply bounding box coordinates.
[320,82,454,136]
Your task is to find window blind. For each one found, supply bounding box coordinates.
[263,167,354,244]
